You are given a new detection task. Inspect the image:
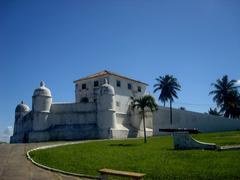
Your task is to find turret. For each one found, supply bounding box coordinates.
[97,79,117,138]
[99,79,116,113]
[32,81,52,132]
[14,101,30,134]
[32,81,52,112]
[15,101,30,120]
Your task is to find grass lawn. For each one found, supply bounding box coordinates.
[30,131,240,179]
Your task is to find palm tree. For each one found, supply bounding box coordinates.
[132,95,158,143]
[223,90,240,118]
[209,75,240,118]
[153,75,181,125]
[208,108,221,116]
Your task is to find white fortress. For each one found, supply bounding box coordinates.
[11,70,240,143]
[11,70,153,143]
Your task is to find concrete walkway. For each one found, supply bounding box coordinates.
[0,143,89,180]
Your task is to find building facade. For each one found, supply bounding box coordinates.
[10,71,152,143]
[11,70,240,143]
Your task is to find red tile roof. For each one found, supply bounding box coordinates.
[73,70,148,85]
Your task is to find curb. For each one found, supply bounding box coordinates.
[26,141,101,179]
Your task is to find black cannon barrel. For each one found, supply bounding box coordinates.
[159,128,199,134]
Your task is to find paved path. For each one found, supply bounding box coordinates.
[0,143,90,180]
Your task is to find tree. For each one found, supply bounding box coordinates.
[208,108,221,116]
[223,90,240,118]
[132,95,158,143]
[209,75,240,118]
[153,75,181,125]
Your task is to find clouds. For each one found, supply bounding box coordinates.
[1,126,13,143]
[3,126,13,137]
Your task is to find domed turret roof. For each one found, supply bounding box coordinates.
[33,81,51,97]
[101,79,115,95]
[15,101,30,112]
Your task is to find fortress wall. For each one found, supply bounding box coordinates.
[47,111,96,126]
[50,102,96,113]
[130,110,153,130]
[29,107,97,142]
[116,112,153,129]
[15,113,32,134]
[153,106,240,135]
[116,113,129,126]
[22,113,33,132]
[115,95,132,113]
[31,103,97,133]
[29,123,98,142]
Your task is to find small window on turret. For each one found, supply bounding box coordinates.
[138,86,141,92]
[94,81,99,87]
[82,83,86,89]
[116,80,121,87]
[128,83,132,90]
[116,101,120,107]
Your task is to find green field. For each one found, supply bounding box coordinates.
[30,131,240,179]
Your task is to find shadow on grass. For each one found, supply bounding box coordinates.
[109,143,141,147]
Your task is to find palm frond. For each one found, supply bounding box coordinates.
[210,75,240,118]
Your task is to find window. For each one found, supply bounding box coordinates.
[94,81,99,87]
[116,101,120,107]
[80,97,89,103]
[138,86,141,92]
[128,83,132,90]
[75,84,78,89]
[116,80,121,87]
[82,83,86,89]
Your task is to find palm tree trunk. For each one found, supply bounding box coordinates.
[142,111,147,143]
[224,110,229,118]
[170,100,172,125]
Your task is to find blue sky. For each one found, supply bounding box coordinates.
[0,0,240,141]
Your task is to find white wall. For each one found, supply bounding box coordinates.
[108,75,146,113]
[51,102,96,113]
[130,110,153,130]
[74,74,147,114]
[75,76,108,103]
[32,102,97,131]
[153,106,240,135]
[49,103,96,126]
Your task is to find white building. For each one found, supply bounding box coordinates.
[74,70,147,113]
[10,70,152,143]
[11,70,240,143]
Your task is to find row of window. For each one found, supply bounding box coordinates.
[116,80,142,92]
[79,98,121,107]
[76,80,142,92]
[77,80,99,90]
